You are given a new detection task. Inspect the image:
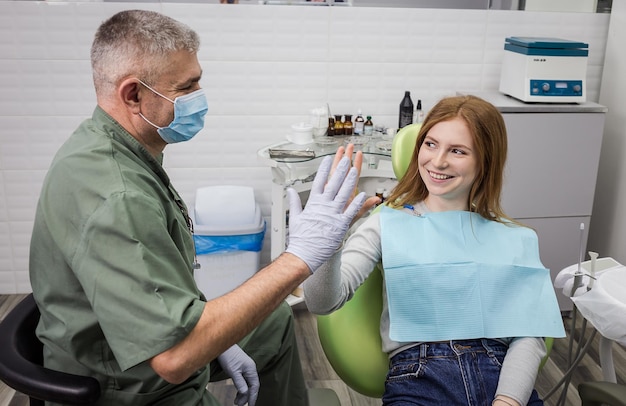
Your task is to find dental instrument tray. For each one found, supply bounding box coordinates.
[268,148,316,159]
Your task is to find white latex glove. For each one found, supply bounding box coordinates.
[286,155,366,272]
[217,345,259,406]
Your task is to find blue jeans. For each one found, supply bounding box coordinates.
[382,339,543,406]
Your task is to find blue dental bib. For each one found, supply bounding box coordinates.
[380,206,565,342]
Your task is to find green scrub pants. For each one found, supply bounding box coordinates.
[207,301,309,406]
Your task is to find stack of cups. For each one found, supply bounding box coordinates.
[310,106,329,137]
[288,123,313,145]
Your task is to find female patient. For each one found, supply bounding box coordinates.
[304,95,565,406]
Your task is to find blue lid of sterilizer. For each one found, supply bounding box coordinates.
[504,37,588,57]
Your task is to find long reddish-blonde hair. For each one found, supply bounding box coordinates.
[386,95,514,224]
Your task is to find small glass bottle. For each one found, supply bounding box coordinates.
[333,115,344,136]
[343,114,353,135]
[328,116,335,136]
[354,110,365,135]
[363,116,374,136]
[367,155,377,169]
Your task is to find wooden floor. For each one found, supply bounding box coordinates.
[1,294,625,406]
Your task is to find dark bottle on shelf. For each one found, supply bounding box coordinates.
[344,114,353,135]
[334,115,344,136]
[398,91,414,129]
[363,115,374,136]
[328,116,335,136]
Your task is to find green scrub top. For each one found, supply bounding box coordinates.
[29,107,210,405]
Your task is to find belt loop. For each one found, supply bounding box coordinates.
[481,338,493,355]
[450,340,459,355]
[420,343,428,359]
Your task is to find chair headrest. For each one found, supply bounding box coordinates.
[391,123,421,181]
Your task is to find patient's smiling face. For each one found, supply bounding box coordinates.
[418,117,477,212]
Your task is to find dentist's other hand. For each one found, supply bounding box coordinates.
[217,345,259,406]
[286,154,366,273]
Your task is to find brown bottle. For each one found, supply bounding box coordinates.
[344,114,353,135]
[328,116,335,136]
[334,115,344,136]
[364,116,374,136]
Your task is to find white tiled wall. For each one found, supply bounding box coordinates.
[0,1,610,293]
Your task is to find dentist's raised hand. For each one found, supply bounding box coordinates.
[285,149,366,273]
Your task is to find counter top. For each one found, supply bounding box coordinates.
[257,134,392,166]
[457,91,608,113]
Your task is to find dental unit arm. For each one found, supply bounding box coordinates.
[547,221,625,404]
[548,248,625,405]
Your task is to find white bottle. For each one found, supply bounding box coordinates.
[413,100,424,124]
[354,110,365,135]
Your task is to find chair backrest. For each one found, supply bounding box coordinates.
[0,293,101,405]
[316,123,552,398]
[316,264,388,397]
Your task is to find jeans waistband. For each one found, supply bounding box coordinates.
[392,339,508,362]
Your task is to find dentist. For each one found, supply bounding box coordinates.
[29,10,370,406]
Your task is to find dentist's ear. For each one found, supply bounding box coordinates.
[118,78,142,112]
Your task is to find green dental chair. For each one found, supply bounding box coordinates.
[316,123,553,399]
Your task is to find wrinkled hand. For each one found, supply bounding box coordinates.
[217,345,259,406]
[286,154,366,272]
[331,144,381,224]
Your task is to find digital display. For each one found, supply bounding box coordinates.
[555,82,568,89]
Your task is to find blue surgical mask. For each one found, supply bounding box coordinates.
[138,80,208,144]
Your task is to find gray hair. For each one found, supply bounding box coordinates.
[91,10,200,96]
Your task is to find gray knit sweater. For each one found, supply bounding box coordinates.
[303,202,547,405]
